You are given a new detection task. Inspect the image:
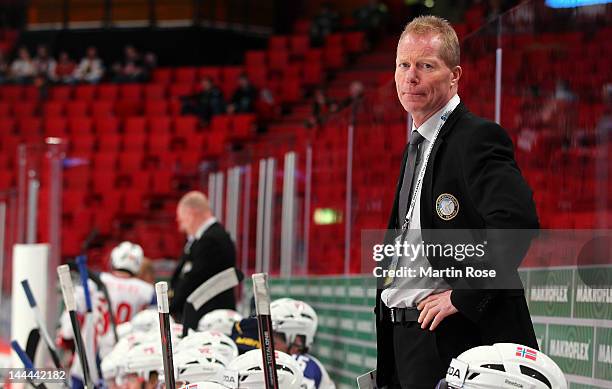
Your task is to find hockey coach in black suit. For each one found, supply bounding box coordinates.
[375,15,540,388]
[170,191,236,323]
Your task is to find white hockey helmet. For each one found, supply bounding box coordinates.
[270,298,318,348]
[198,309,243,336]
[437,343,567,389]
[227,349,303,389]
[177,330,238,362]
[132,308,176,332]
[111,241,144,275]
[173,347,230,384]
[123,340,164,379]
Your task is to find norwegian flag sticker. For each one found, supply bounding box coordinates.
[516,346,537,361]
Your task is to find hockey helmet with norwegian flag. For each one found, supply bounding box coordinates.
[270,298,318,349]
[198,309,243,336]
[436,343,567,389]
[226,349,303,389]
[111,241,144,275]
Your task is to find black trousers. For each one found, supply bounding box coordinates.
[389,315,481,389]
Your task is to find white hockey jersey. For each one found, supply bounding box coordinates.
[293,353,336,389]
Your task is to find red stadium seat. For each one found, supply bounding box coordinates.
[42,101,65,117]
[74,85,97,100]
[198,67,222,83]
[123,133,147,151]
[246,67,268,88]
[114,100,142,117]
[92,171,117,192]
[122,190,144,212]
[144,100,168,116]
[118,153,144,171]
[151,170,173,194]
[344,32,365,53]
[0,118,16,133]
[43,117,67,137]
[93,153,117,169]
[91,101,114,117]
[210,115,231,132]
[49,86,73,100]
[97,84,118,100]
[1,85,23,100]
[0,102,10,116]
[71,134,96,152]
[148,132,171,153]
[268,50,289,71]
[303,62,322,85]
[230,114,255,141]
[245,51,267,67]
[124,116,146,133]
[169,83,194,98]
[13,102,37,118]
[325,33,343,48]
[152,68,172,83]
[323,46,345,69]
[98,133,122,151]
[23,86,39,100]
[269,35,288,51]
[95,117,119,133]
[119,84,143,100]
[290,35,309,57]
[66,101,89,117]
[281,78,301,103]
[174,116,198,137]
[144,84,166,100]
[149,116,171,133]
[174,67,197,83]
[17,117,41,135]
[68,117,93,134]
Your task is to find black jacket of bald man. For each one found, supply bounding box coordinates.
[375,102,540,388]
[170,221,236,323]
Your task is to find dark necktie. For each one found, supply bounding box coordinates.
[398,130,425,226]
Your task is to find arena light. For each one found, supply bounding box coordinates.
[546,0,611,7]
[313,208,341,225]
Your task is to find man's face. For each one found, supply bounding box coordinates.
[176,205,194,235]
[395,33,460,124]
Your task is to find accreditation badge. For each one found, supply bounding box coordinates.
[436,193,459,221]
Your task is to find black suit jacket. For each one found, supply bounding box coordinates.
[375,102,539,386]
[169,221,236,322]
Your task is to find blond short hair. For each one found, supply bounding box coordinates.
[178,191,210,213]
[399,15,460,68]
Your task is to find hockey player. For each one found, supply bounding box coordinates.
[270,298,335,389]
[58,241,156,387]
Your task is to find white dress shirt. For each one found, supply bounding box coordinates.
[381,94,460,308]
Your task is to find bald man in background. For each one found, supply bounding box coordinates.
[169,191,236,323]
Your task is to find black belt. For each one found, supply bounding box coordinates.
[389,307,420,323]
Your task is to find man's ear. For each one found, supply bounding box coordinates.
[451,65,462,86]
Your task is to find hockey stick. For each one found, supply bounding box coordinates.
[156,282,176,389]
[21,279,63,369]
[67,261,119,343]
[57,264,93,389]
[252,273,279,389]
[182,267,244,335]
[11,340,48,389]
[76,255,103,385]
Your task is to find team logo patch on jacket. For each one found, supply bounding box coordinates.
[436,193,459,220]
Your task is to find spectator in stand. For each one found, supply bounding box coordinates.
[181,76,226,125]
[74,46,104,83]
[339,80,365,111]
[227,73,257,114]
[310,2,340,46]
[353,0,389,46]
[0,50,8,84]
[54,51,76,84]
[33,44,57,81]
[112,45,144,83]
[306,88,337,127]
[142,52,157,81]
[9,46,36,84]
